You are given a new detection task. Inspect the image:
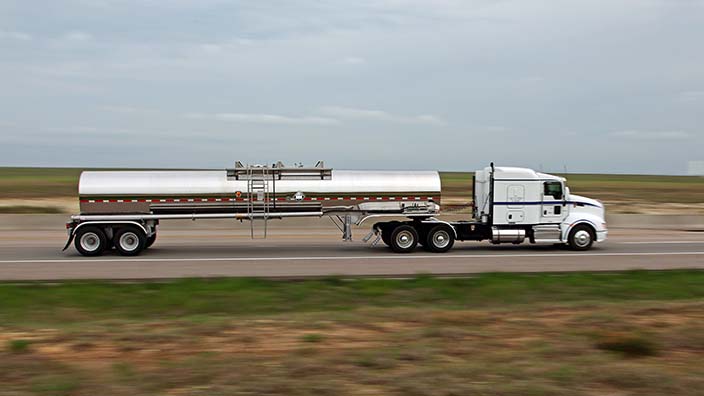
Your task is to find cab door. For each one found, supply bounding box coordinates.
[541,181,567,223]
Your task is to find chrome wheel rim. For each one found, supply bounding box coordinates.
[80,232,100,252]
[432,230,451,249]
[574,230,591,248]
[119,232,140,251]
[395,230,414,249]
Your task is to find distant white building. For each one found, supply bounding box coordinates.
[688,161,704,176]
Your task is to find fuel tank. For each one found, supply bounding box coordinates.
[78,169,442,215]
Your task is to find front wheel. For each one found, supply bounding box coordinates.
[389,225,419,253]
[568,224,594,251]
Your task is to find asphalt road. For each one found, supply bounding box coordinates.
[0,217,703,280]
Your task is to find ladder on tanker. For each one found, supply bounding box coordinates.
[227,161,333,239]
[246,165,270,238]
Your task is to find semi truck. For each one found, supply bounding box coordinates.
[64,161,607,256]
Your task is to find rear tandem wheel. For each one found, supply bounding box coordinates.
[113,226,147,256]
[74,226,108,257]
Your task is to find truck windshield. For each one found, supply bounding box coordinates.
[544,181,563,200]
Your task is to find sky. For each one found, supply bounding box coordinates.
[0,0,703,174]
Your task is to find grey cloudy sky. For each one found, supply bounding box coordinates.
[1,0,702,174]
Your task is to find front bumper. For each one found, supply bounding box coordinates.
[596,229,608,242]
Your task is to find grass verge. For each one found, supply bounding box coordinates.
[2,271,704,395]
[2,271,704,325]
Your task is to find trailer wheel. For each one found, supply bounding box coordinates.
[75,226,108,256]
[426,225,455,253]
[145,233,157,249]
[113,226,147,256]
[389,225,418,253]
[568,224,594,251]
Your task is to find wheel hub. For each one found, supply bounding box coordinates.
[80,232,100,252]
[433,230,450,248]
[574,230,591,247]
[396,231,414,249]
[120,232,140,251]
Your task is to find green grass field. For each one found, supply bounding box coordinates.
[2,272,704,395]
[0,167,702,213]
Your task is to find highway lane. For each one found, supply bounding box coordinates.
[0,224,703,280]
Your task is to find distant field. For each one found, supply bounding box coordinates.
[0,167,702,214]
[0,167,83,198]
[2,271,704,395]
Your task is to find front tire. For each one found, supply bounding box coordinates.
[113,226,147,256]
[426,225,455,253]
[389,225,419,253]
[568,224,594,251]
[74,226,108,257]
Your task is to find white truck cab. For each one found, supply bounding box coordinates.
[473,166,607,249]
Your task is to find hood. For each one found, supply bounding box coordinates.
[569,194,603,208]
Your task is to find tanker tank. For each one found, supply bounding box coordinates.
[78,165,441,217]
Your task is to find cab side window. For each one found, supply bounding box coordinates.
[543,181,563,200]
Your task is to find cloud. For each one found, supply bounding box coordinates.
[0,30,32,40]
[48,30,95,50]
[45,126,100,133]
[319,106,446,126]
[340,56,366,65]
[198,38,255,53]
[184,112,340,126]
[62,31,93,41]
[610,130,692,140]
[677,90,704,102]
[102,105,159,114]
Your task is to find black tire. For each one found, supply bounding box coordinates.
[417,227,428,248]
[426,225,455,253]
[379,222,399,247]
[145,233,157,249]
[74,226,108,257]
[389,225,419,253]
[381,228,392,246]
[113,226,147,256]
[568,224,594,251]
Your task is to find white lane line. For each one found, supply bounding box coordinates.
[619,241,704,244]
[1,251,703,264]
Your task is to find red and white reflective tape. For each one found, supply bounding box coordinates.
[80,196,436,203]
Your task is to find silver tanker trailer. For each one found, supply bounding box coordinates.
[64,161,607,256]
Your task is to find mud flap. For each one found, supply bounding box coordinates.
[62,230,75,251]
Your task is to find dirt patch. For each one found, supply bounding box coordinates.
[3,303,704,395]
